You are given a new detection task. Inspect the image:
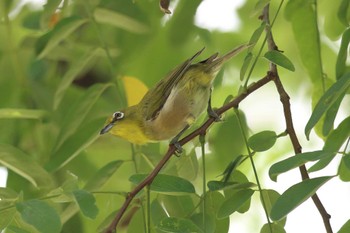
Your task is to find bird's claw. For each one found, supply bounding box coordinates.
[172,142,183,156]
[208,108,222,122]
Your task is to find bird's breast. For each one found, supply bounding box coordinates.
[145,83,210,141]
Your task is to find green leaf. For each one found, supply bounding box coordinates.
[53,48,104,110]
[204,192,230,233]
[339,157,350,182]
[94,8,148,34]
[176,151,199,181]
[285,0,323,84]
[240,52,253,81]
[343,153,350,171]
[36,16,88,59]
[269,150,334,181]
[251,0,271,17]
[305,73,350,139]
[0,109,48,120]
[157,195,196,217]
[0,207,16,231]
[217,189,254,219]
[248,130,277,152]
[249,22,266,45]
[270,176,334,221]
[336,28,350,79]
[0,144,53,188]
[221,155,245,182]
[338,219,350,233]
[207,181,255,192]
[84,160,123,191]
[16,200,61,233]
[129,174,195,194]
[191,213,215,233]
[73,190,98,219]
[45,117,104,172]
[322,94,344,136]
[261,223,286,233]
[308,116,350,172]
[264,51,295,71]
[157,217,203,233]
[54,83,113,151]
[337,0,350,27]
[0,188,18,229]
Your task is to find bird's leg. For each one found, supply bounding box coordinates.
[207,88,221,121]
[170,125,190,155]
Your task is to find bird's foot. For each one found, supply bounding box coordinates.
[207,107,222,122]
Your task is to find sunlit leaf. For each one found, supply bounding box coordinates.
[0,144,53,188]
[16,200,61,233]
[305,73,350,139]
[270,176,334,221]
[73,190,98,219]
[129,174,195,194]
[269,150,334,181]
[94,8,148,34]
[248,130,277,152]
[0,109,48,120]
[285,0,323,83]
[264,51,295,71]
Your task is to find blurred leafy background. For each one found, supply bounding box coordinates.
[0,0,349,233]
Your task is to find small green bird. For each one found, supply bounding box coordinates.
[100,45,248,150]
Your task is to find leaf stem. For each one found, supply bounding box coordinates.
[234,108,273,233]
[199,133,207,229]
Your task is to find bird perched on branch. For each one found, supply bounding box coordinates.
[100,44,249,151]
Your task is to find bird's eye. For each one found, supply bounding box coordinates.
[113,111,124,120]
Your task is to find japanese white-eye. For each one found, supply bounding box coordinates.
[100,45,249,148]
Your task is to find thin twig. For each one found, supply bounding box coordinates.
[262,4,333,233]
[103,75,273,233]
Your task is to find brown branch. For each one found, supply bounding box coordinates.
[103,75,273,233]
[262,5,333,233]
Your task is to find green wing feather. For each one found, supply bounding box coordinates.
[139,48,205,120]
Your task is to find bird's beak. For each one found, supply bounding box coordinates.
[100,122,114,135]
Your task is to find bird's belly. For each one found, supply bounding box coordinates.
[146,86,210,141]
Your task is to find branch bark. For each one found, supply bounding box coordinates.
[103,75,273,233]
[262,4,333,233]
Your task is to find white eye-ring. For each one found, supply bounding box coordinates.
[113,111,124,120]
